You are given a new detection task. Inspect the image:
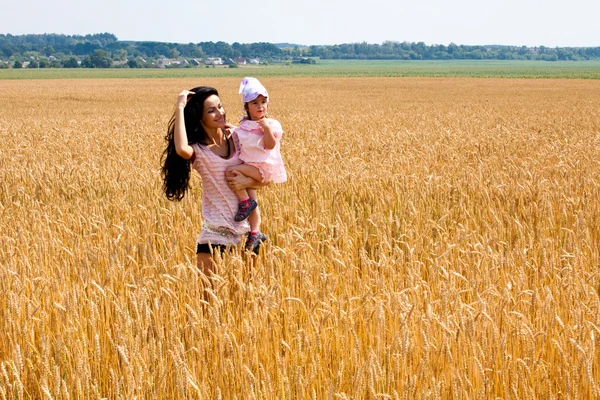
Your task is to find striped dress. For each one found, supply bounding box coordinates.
[191,143,249,246]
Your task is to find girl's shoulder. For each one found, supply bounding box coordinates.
[238,118,259,131]
[238,117,283,135]
[266,118,283,132]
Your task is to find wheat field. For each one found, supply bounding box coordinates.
[0,76,599,399]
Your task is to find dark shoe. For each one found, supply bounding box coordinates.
[245,231,267,252]
[234,199,257,222]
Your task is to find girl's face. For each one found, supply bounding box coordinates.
[201,95,226,130]
[246,95,268,121]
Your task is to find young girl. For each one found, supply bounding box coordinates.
[226,77,287,251]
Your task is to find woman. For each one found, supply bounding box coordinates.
[161,86,268,277]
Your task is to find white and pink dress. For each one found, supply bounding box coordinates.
[191,143,249,246]
[234,118,287,183]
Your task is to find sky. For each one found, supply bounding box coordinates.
[2,0,599,47]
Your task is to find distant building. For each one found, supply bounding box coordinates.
[233,58,247,65]
[156,58,182,68]
[205,57,223,65]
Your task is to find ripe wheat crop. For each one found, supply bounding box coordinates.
[0,77,599,398]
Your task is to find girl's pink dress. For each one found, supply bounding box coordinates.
[234,118,287,183]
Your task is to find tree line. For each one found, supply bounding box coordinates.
[1,33,599,69]
[308,41,600,61]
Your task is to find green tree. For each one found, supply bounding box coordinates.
[189,45,205,58]
[115,48,127,61]
[467,50,483,59]
[74,42,100,55]
[42,45,55,56]
[558,48,575,60]
[23,51,41,59]
[62,56,79,68]
[198,41,215,56]
[127,58,143,68]
[447,43,458,55]
[80,55,93,68]
[13,60,22,68]
[215,41,234,58]
[90,49,112,68]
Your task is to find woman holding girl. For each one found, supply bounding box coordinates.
[160,86,268,277]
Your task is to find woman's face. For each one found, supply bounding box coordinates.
[201,95,226,130]
[246,95,268,120]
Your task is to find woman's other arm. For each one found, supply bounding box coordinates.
[226,170,270,191]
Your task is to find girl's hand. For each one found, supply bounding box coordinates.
[176,90,194,109]
[257,117,269,129]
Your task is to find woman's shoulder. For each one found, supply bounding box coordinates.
[190,142,212,161]
[189,143,203,160]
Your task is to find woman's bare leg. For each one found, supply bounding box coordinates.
[197,252,215,276]
[197,252,216,302]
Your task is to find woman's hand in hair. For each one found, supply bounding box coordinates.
[177,90,195,109]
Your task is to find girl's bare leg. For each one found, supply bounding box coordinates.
[247,188,260,232]
[226,164,264,200]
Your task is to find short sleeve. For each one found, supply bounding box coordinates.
[268,119,283,140]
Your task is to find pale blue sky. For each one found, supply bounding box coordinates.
[2,0,599,47]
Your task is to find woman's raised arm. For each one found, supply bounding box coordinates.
[174,90,195,160]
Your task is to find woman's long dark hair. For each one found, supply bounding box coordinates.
[161,86,220,201]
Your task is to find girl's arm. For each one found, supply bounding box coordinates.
[174,90,195,160]
[226,170,270,191]
[259,118,277,150]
